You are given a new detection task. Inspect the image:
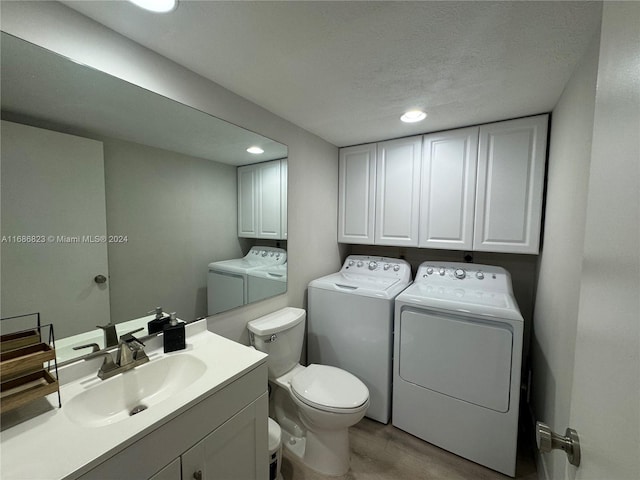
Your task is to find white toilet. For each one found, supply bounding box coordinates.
[248,307,369,476]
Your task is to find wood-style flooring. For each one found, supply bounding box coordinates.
[281,418,537,480]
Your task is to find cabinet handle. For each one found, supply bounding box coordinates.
[193,470,203,480]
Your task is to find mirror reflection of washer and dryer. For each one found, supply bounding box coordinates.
[207,246,286,315]
[306,255,524,477]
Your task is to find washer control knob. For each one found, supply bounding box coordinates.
[384,264,391,271]
[439,268,446,276]
[348,260,355,267]
[476,271,485,280]
[454,268,466,279]
[368,261,378,270]
[426,267,434,275]
[393,265,400,272]
[357,261,363,268]
[261,251,268,257]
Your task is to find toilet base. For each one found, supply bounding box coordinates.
[280,426,350,477]
[304,426,350,476]
[280,428,306,460]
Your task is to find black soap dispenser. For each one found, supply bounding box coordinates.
[147,307,171,334]
[163,312,186,353]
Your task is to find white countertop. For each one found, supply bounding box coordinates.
[0,321,267,480]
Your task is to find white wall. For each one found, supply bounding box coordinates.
[1,1,341,343]
[103,138,240,324]
[531,26,601,480]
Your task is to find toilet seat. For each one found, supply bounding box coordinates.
[291,364,369,413]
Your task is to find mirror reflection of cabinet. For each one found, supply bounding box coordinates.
[238,159,288,240]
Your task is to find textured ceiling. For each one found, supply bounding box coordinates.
[1,33,287,165]
[63,0,602,147]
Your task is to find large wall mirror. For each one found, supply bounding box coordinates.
[0,33,288,360]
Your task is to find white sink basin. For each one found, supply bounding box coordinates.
[64,354,206,427]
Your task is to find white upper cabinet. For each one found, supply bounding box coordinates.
[375,136,422,246]
[238,166,258,237]
[419,127,479,250]
[474,115,548,254]
[281,159,288,240]
[256,160,282,238]
[338,144,377,244]
[337,114,548,254]
[238,159,285,239]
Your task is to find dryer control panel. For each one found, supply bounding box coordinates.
[416,262,512,292]
[341,255,412,283]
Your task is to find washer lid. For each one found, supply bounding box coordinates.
[308,271,410,299]
[291,364,369,410]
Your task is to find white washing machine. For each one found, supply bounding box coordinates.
[248,263,287,303]
[307,255,412,424]
[393,262,523,477]
[207,246,286,315]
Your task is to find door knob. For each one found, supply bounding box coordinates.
[94,274,107,284]
[193,470,203,480]
[536,421,581,466]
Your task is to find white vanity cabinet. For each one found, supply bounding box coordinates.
[473,115,548,254]
[149,459,181,480]
[238,159,285,240]
[418,127,479,250]
[77,364,268,480]
[181,398,265,480]
[338,115,548,254]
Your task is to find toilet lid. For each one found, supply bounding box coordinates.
[290,364,369,411]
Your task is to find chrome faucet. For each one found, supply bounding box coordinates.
[75,328,149,380]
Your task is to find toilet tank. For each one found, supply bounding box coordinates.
[247,307,305,378]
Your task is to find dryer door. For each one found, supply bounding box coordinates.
[399,309,513,412]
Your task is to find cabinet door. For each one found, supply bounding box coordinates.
[238,165,258,237]
[338,144,377,244]
[474,115,548,254]
[181,395,268,480]
[419,127,479,250]
[281,159,288,240]
[375,136,422,246]
[149,458,181,480]
[257,160,282,239]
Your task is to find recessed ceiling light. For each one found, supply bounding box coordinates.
[247,146,265,155]
[400,110,427,123]
[128,0,178,13]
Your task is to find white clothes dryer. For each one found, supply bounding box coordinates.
[248,263,287,303]
[307,255,412,423]
[207,246,286,315]
[393,262,523,477]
